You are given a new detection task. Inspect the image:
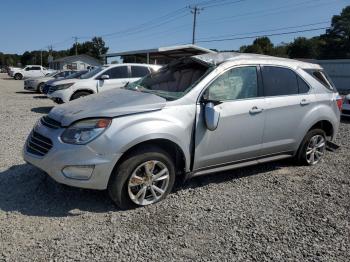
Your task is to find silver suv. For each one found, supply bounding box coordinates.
[23,53,342,209]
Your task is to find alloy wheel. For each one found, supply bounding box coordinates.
[306,135,326,165]
[128,160,170,206]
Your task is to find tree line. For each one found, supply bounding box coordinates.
[0,37,108,67]
[0,6,349,67]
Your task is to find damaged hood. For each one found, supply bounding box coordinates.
[48,88,167,126]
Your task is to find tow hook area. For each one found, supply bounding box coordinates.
[326,141,340,152]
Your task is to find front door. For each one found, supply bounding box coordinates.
[97,65,130,92]
[193,66,266,170]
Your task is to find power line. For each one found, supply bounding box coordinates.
[197,21,330,41]
[196,27,330,43]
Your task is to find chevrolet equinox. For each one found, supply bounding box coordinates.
[23,53,342,209]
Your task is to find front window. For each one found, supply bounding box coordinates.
[206,66,258,101]
[125,59,210,100]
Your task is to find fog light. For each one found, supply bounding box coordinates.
[62,165,94,180]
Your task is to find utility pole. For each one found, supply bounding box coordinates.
[73,36,78,56]
[40,49,43,66]
[189,5,203,45]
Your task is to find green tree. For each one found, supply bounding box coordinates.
[240,37,274,55]
[319,6,350,58]
[287,37,320,59]
[69,37,109,61]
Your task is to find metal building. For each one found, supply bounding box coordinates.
[102,44,216,65]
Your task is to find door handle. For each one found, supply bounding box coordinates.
[300,99,310,105]
[249,106,263,114]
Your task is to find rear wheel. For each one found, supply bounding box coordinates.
[70,91,91,100]
[296,129,326,165]
[14,73,22,80]
[108,146,176,209]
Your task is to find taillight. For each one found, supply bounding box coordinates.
[336,95,343,111]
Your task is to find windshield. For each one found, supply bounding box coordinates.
[66,70,88,79]
[79,66,106,79]
[124,59,209,100]
[46,71,58,77]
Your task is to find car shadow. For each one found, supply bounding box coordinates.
[181,160,289,190]
[0,159,289,218]
[341,116,350,124]
[0,164,117,217]
[31,106,53,114]
[16,91,35,94]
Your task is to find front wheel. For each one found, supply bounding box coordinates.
[37,82,45,93]
[14,73,22,80]
[108,146,176,209]
[296,129,326,166]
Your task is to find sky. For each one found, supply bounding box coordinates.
[0,0,349,55]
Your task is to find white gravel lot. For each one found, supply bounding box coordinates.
[0,73,349,261]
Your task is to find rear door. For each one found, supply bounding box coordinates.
[97,65,129,92]
[30,66,44,77]
[193,65,266,170]
[260,66,313,155]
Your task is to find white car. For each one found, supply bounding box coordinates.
[10,65,53,80]
[24,70,75,93]
[47,63,161,103]
[342,94,350,117]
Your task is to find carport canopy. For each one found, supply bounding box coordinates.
[101,44,217,65]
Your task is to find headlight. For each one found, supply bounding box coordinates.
[61,118,112,144]
[55,83,75,90]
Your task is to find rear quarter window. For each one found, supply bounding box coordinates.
[305,69,336,91]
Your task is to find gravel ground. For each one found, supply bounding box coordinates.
[0,73,349,261]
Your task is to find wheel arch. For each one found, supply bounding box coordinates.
[70,89,95,100]
[111,138,188,182]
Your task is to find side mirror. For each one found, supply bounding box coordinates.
[100,74,110,80]
[204,102,220,131]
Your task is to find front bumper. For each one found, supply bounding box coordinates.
[24,81,38,91]
[47,90,70,103]
[22,122,122,190]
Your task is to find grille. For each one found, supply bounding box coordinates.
[48,86,57,94]
[41,116,61,129]
[26,131,53,157]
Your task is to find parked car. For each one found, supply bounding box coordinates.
[23,53,341,209]
[42,70,89,95]
[8,66,21,76]
[47,63,161,103]
[342,94,350,117]
[24,70,76,93]
[10,65,53,80]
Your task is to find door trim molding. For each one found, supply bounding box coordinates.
[189,151,293,178]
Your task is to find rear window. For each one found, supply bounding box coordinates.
[262,66,299,96]
[305,69,336,91]
[131,66,150,78]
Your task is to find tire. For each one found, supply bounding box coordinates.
[37,83,45,93]
[70,91,91,100]
[295,129,326,166]
[108,146,176,209]
[14,73,22,80]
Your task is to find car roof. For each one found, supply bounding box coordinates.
[193,52,322,69]
[104,63,161,68]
